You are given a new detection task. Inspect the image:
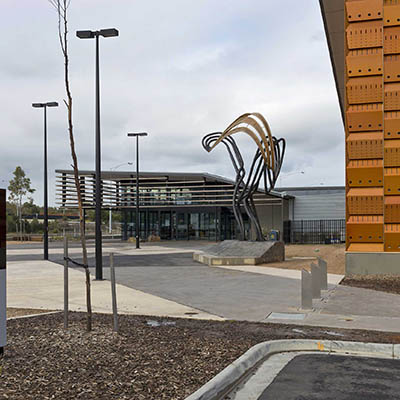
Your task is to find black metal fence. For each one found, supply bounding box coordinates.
[283,219,346,244]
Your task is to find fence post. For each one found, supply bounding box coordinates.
[301,269,313,310]
[63,236,69,329]
[110,253,119,332]
[311,262,321,299]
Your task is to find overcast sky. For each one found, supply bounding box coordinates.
[0,0,344,206]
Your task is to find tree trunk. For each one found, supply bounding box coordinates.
[52,0,92,331]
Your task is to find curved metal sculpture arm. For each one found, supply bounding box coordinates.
[201,112,286,241]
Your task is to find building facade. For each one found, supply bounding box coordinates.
[321,0,400,274]
[56,170,290,241]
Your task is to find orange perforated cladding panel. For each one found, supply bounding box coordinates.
[347,132,383,159]
[384,26,400,54]
[384,3,400,26]
[385,196,400,222]
[384,83,400,110]
[384,167,400,193]
[384,111,400,138]
[347,49,383,77]
[347,159,383,186]
[384,224,400,251]
[346,0,383,22]
[347,187,384,214]
[347,243,384,252]
[347,77,383,104]
[347,20,383,49]
[347,103,383,131]
[384,139,400,166]
[384,55,400,82]
[347,215,384,242]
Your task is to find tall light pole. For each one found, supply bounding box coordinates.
[77,28,118,280]
[32,101,58,260]
[127,133,148,249]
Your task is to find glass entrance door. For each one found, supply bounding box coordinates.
[160,211,172,240]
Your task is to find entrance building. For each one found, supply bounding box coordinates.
[56,170,289,241]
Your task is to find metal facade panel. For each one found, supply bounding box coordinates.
[384,3,400,26]
[384,26,400,53]
[385,195,400,221]
[347,159,384,186]
[384,111,400,137]
[384,223,400,250]
[346,20,383,49]
[347,187,384,214]
[347,132,383,158]
[346,103,383,131]
[384,55,400,82]
[384,83,400,110]
[347,242,384,251]
[384,139,400,165]
[346,48,383,77]
[384,166,400,193]
[347,215,384,242]
[346,0,383,22]
[347,76,383,103]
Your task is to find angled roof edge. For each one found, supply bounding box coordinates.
[319,0,345,125]
[55,169,292,199]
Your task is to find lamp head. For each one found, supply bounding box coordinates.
[76,30,96,39]
[127,132,148,137]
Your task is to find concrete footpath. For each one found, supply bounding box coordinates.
[7,260,223,321]
[5,242,400,333]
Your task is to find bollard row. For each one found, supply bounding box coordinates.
[301,257,328,310]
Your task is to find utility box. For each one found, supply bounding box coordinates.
[0,189,6,354]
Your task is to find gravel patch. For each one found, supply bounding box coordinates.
[1,313,400,399]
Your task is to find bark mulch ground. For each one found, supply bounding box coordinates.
[342,275,400,295]
[1,313,400,400]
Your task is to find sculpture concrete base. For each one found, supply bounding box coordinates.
[193,240,285,266]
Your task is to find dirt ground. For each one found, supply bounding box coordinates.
[261,244,345,275]
[1,312,400,400]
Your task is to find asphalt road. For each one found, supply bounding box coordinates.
[259,354,400,400]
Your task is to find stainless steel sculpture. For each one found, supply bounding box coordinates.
[202,112,286,241]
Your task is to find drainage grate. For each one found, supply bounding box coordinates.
[266,312,306,321]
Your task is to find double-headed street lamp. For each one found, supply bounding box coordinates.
[32,101,59,260]
[76,28,118,280]
[127,133,148,249]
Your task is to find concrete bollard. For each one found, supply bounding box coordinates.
[301,269,313,310]
[311,262,321,299]
[318,257,328,290]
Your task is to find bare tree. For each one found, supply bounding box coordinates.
[48,0,92,331]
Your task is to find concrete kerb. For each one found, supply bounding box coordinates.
[7,311,62,320]
[185,339,400,400]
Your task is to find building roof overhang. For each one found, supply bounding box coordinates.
[319,0,345,123]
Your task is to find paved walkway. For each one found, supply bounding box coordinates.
[7,259,222,320]
[5,242,400,332]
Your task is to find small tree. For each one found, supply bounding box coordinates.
[49,0,92,331]
[8,167,35,240]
